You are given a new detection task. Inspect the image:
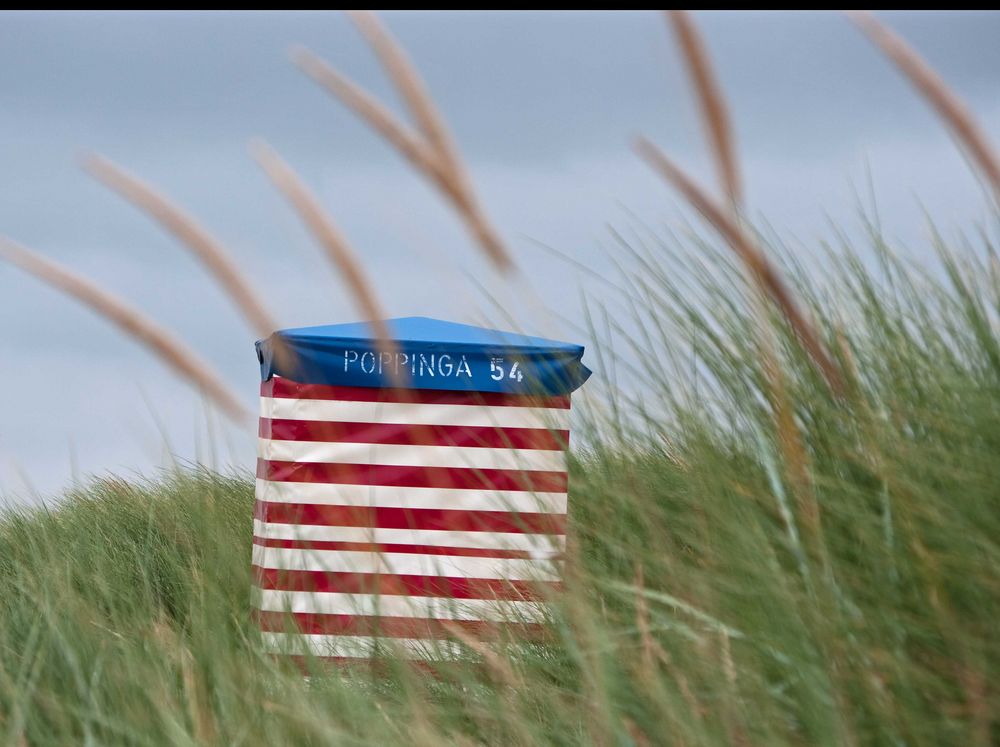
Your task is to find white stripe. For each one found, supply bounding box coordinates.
[254,479,567,512]
[252,545,559,581]
[253,519,565,555]
[259,439,565,472]
[262,632,464,660]
[257,589,549,622]
[260,397,569,430]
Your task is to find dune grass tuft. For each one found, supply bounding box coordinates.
[0,221,997,745]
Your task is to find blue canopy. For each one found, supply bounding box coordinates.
[256,316,591,395]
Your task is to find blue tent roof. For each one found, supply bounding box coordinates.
[279,317,584,352]
[256,317,591,395]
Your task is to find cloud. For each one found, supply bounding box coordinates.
[0,10,997,497]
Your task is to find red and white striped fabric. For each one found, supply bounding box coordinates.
[252,375,570,662]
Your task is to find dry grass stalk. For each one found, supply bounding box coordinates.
[633,568,703,722]
[81,154,296,369]
[634,564,657,679]
[848,11,1000,205]
[347,11,460,177]
[82,154,279,338]
[0,237,249,422]
[440,621,536,744]
[750,281,818,512]
[250,140,397,364]
[291,47,443,181]
[622,720,654,747]
[442,622,523,689]
[180,644,217,744]
[666,11,742,208]
[665,11,821,529]
[635,137,844,395]
[291,13,514,272]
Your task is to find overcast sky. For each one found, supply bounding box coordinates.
[1,10,997,500]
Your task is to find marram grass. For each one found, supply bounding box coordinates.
[0,228,997,746]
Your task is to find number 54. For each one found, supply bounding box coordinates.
[490,360,523,382]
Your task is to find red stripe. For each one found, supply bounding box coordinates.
[255,611,549,640]
[256,502,566,534]
[258,418,568,450]
[253,566,558,600]
[257,459,567,493]
[253,536,561,560]
[262,377,570,409]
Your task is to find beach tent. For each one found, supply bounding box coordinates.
[252,316,591,662]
